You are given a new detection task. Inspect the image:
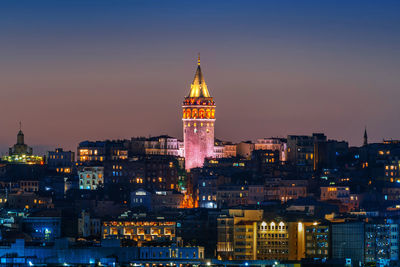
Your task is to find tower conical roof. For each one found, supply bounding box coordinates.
[188,55,211,98]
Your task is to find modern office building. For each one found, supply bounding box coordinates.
[331,222,365,265]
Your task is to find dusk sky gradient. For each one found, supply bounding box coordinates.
[1,0,400,154]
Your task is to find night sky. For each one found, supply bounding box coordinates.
[1,0,400,154]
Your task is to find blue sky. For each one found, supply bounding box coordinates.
[1,0,400,153]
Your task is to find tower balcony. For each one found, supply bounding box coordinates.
[183,97,215,106]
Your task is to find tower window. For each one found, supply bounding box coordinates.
[194,128,197,133]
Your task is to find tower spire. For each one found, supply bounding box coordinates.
[363,126,368,146]
[188,54,210,98]
[19,121,22,131]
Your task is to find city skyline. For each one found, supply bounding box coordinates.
[2,2,400,265]
[1,0,400,153]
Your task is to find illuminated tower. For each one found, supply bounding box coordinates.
[182,55,216,170]
[9,122,33,156]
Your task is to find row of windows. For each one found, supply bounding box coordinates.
[258,233,288,238]
[258,241,288,246]
[80,173,103,179]
[185,122,214,127]
[257,249,288,254]
[259,225,288,231]
[183,108,215,119]
[140,251,198,259]
[49,154,66,159]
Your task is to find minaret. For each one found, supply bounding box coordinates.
[182,54,216,170]
[363,127,368,146]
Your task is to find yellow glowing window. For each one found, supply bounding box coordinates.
[199,109,205,118]
[192,109,198,118]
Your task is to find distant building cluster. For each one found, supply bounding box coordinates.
[1,57,400,266]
